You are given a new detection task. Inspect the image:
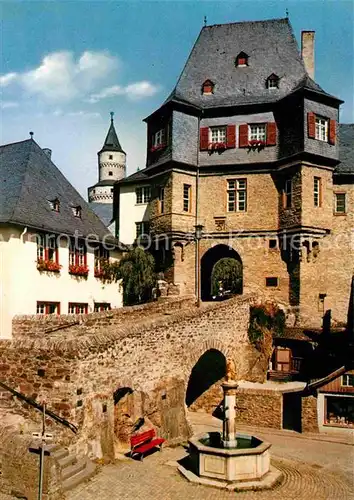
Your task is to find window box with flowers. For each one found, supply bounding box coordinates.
[37,258,62,273]
[69,264,89,277]
[150,143,166,153]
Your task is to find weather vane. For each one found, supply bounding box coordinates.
[286,8,289,18]
[110,111,114,121]
[204,15,207,27]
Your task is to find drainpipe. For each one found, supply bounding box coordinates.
[195,111,203,305]
[20,226,28,242]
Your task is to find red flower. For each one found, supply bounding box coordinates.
[249,139,265,147]
[37,258,61,273]
[69,264,89,276]
[150,143,166,153]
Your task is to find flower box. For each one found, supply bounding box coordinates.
[37,259,61,273]
[248,139,266,148]
[150,143,166,153]
[69,264,89,277]
[208,142,227,154]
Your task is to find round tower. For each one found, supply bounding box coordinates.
[88,112,126,204]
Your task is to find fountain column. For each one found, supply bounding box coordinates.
[222,359,238,449]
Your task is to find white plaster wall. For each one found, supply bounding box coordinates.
[99,151,126,182]
[119,184,150,245]
[88,185,114,203]
[0,226,123,339]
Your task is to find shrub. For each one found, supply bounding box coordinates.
[248,302,285,352]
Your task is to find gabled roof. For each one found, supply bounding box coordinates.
[161,18,340,111]
[0,138,119,242]
[99,116,125,154]
[335,124,354,175]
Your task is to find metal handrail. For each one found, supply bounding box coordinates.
[0,380,78,434]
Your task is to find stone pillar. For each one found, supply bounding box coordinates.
[221,381,238,449]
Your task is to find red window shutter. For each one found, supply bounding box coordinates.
[200,127,209,150]
[307,112,316,138]
[266,122,277,146]
[239,124,249,148]
[84,250,87,267]
[55,248,59,264]
[226,125,236,148]
[329,119,336,145]
[44,248,48,261]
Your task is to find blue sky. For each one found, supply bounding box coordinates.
[1,0,353,197]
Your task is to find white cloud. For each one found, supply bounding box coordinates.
[0,51,119,102]
[0,100,19,109]
[87,81,160,103]
[0,73,18,87]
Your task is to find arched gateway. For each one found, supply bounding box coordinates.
[201,245,243,301]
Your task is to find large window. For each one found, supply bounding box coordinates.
[69,239,87,267]
[136,186,151,204]
[325,396,354,427]
[37,234,58,263]
[94,303,111,312]
[249,124,266,142]
[315,117,328,142]
[227,179,247,212]
[334,193,346,214]
[36,301,60,315]
[136,221,150,238]
[183,184,191,212]
[314,177,321,207]
[94,246,109,276]
[210,126,226,144]
[153,129,166,147]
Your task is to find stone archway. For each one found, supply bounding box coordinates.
[201,245,243,301]
[113,386,140,453]
[185,349,226,411]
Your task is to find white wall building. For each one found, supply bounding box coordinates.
[0,138,124,339]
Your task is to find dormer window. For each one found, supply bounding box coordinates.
[150,128,166,152]
[72,205,82,218]
[49,198,60,212]
[266,74,279,89]
[235,52,248,67]
[202,79,214,95]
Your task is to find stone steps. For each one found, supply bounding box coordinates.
[49,444,96,493]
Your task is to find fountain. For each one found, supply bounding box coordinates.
[179,359,283,491]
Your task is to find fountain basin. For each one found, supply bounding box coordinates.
[188,432,271,482]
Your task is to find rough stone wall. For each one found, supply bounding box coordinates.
[235,389,283,429]
[301,394,319,433]
[1,294,258,459]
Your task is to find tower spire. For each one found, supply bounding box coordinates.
[110,111,114,122]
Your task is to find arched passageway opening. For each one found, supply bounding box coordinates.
[201,245,243,301]
[186,349,226,407]
[113,386,139,448]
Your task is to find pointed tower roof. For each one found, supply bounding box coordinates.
[99,112,125,154]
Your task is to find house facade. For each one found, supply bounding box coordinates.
[114,18,354,327]
[0,138,124,339]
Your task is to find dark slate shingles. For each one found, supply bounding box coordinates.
[335,124,354,174]
[0,139,117,240]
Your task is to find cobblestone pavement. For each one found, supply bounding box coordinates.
[1,412,353,500]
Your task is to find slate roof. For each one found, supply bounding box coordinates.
[118,169,149,185]
[0,139,119,242]
[89,202,113,227]
[162,18,339,111]
[99,117,125,154]
[335,123,354,175]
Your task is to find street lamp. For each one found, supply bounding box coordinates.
[195,224,204,307]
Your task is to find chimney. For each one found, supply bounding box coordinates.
[42,148,52,159]
[301,31,315,80]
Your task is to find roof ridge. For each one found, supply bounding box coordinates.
[203,17,288,29]
[0,138,33,149]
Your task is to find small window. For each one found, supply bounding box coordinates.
[235,52,248,67]
[68,303,88,314]
[315,116,328,142]
[227,179,247,212]
[94,303,111,312]
[109,155,113,160]
[183,184,191,212]
[37,301,60,315]
[72,205,82,218]
[151,129,166,151]
[266,277,278,287]
[342,374,354,387]
[202,79,214,95]
[108,171,113,176]
[266,74,279,89]
[136,221,150,238]
[49,198,60,212]
[269,239,278,249]
[249,124,266,142]
[210,126,226,145]
[159,187,165,214]
[284,179,292,209]
[334,193,346,214]
[136,186,151,204]
[314,177,321,207]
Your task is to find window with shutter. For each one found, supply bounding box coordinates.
[200,127,209,150]
[239,124,249,148]
[307,112,316,139]
[329,119,336,145]
[266,122,277,146]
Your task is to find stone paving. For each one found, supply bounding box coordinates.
[1,412,353,500]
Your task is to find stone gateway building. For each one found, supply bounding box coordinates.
[115,17,354,327]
